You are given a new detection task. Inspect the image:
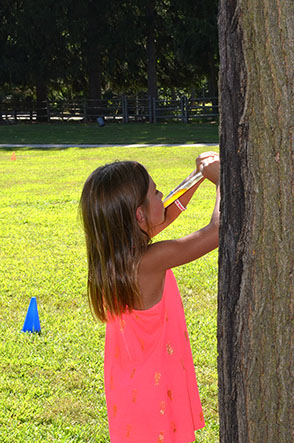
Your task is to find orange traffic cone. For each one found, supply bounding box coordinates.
[11,152,16,161]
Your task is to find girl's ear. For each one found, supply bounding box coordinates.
[136,207,145,224]
[136,206,149,235]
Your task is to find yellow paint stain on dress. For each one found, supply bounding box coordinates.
[181,359,186,370]
[166,343,174,355]
[132,389,137,403]
[126,424,132,438]
[154,372,161,386]
[138,337,145,351]
[160,400,166,415]
[110,375,114,390]
[130,368,136,379]
[158,431,164,442]
[119,318,126,331]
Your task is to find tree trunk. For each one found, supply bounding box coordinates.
[146,1,157,99]
[86,0,102,121]
[218,1,294,442]
[36,78,48,122]
[207,53,219,110]
[86,51,102,121]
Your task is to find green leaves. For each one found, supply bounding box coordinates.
[1,0,219,100]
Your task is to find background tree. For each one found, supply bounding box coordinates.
[68,0,117,119]
[0,0,220,104]
[169,0,219,99]
[98,0,147,95]
[6,0,70,120]
[218,0,294,442]
[145,0,158,98]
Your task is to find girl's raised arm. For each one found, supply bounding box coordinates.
[141,155,220,271]
[150,152,219,238]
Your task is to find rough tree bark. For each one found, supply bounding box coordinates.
[218,1,294,442]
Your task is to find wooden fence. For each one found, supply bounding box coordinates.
[0,96,218,123]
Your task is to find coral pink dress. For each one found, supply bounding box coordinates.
[104,269,205,442]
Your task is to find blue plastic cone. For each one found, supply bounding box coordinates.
[22,297,41,333]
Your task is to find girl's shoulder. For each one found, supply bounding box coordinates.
[139,240,173,272]
[138,239,180,273]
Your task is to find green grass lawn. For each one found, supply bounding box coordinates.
[0,145,219,442]
[0,121,218,145]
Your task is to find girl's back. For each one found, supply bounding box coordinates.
[105,269,204,442]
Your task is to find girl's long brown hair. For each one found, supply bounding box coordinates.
[80,161,151,322]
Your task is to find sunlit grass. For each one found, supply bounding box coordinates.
[0,145,219,442]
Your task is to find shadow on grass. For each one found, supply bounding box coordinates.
[0,145,220,153]
[0,121,219,149]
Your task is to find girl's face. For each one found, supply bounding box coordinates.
[137,175,165,232]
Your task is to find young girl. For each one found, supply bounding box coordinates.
[80,152,220,443]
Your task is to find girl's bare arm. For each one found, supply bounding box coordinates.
[143,183,220,271]
[141,155,220,271]
[150,152,219,237]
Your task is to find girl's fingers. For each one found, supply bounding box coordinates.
[199,156,216,169]
[196,152,219,171]
[199,156,220,184]
[198,151,218,157]
[199,157,213,172]
[197,151,219,161]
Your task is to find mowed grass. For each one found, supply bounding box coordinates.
[0,121,218,145]
[0,145,219,442]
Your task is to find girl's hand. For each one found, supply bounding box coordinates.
[196,152,220,185]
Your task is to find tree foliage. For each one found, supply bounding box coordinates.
[0,0,219,102]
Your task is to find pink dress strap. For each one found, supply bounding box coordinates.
[104,269,205,442]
